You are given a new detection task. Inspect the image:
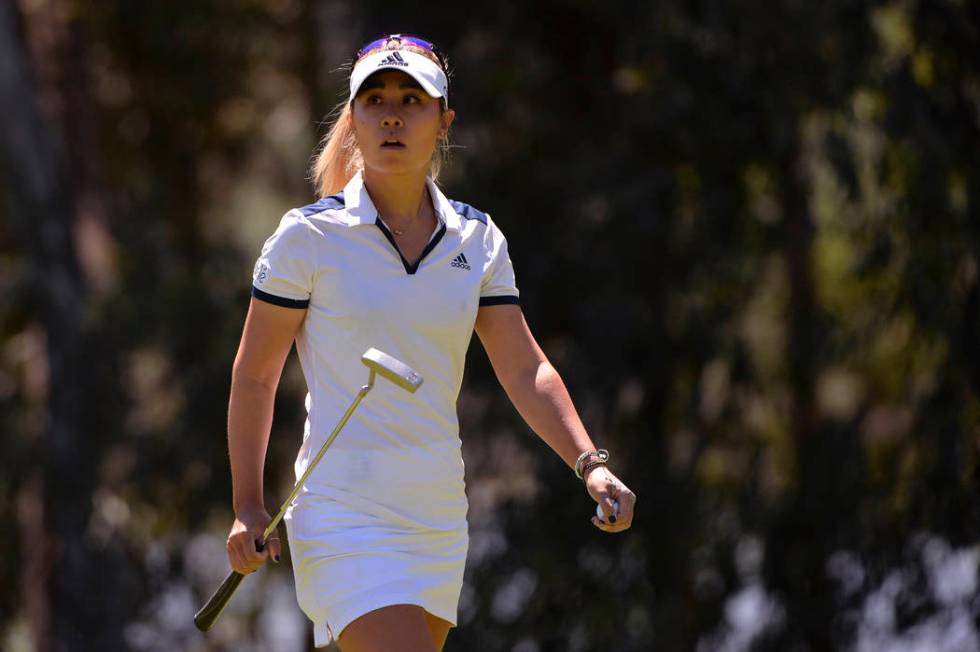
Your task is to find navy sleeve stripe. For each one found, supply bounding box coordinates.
[251,286,310,309]
[479,295,520,306]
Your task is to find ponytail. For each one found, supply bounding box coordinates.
[310,101,362,197]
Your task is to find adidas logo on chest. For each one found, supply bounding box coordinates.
[450,253,471,270]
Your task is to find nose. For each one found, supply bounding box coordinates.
[380,113,403,128]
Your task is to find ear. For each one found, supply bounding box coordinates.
[440,109,456,137]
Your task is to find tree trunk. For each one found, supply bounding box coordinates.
[0,2,109,650]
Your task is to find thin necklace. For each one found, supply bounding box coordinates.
[389,187,429,236]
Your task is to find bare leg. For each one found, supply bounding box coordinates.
[336,604,440,652]
[423,611,452,651]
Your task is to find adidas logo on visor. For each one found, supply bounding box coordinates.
[378,51,409,67]
[450,253,471,270]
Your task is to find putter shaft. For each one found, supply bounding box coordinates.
[194,349,423,632]
[260,375,374,543]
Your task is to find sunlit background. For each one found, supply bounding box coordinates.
[1,1,978,651]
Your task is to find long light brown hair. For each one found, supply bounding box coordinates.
[309,43,451,197]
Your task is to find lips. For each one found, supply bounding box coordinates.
[381,139,405,149]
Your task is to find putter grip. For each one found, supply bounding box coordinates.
[193,570,244,631]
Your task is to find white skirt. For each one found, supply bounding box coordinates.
[285,489,469,647]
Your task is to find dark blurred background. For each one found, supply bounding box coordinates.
[1,1,978,651]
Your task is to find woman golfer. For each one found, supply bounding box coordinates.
[225,34,636,651]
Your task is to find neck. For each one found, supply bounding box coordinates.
[362,167,429,222]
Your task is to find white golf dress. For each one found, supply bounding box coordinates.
[250,171,519,646]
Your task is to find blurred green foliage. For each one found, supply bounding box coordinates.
[0,0,977,651]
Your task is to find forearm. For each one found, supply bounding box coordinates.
[227,371,277,513]
[500,361,597,472]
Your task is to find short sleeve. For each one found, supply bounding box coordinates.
[250,211,315,309]
[479,215,520,307]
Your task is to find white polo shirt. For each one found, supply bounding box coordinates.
[251,171,519,530]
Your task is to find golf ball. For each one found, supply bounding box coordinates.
[596,499,620,522]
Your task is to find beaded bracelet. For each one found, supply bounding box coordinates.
[574,449,610,480]
[580,459,608,479]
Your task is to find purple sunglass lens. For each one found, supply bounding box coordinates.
[357,34,437,58]
[395,36,436,50]
[357,38,389,56]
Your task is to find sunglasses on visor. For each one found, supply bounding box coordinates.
[353,34,447,71]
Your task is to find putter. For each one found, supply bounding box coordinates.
[193,348,423,631]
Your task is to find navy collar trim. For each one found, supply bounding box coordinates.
[374,218,448,275]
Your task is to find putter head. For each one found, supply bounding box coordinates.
[361,348,424,393]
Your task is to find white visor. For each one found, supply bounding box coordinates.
[349,49,449,105]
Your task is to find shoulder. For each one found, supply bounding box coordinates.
[291,192,348,228]
[445,198,513,259]
[447,197,511,241]
[447,199,489,227]
[266,192,347,244]
[263,195,334,246]
[446,198,513,252]
[296,192,346,218]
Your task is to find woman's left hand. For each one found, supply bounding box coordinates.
[586,466,636,532]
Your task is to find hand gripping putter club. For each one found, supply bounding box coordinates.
[193,348,423,631]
